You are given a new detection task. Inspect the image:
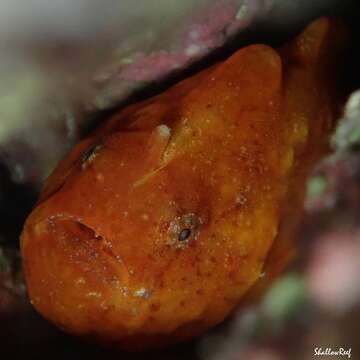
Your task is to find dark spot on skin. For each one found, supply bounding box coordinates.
[150,303,161,312]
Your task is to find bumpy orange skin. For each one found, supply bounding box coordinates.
[21,18,347,350]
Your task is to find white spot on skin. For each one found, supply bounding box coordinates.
[133,287,152,299]
[121,287,129,296]
[85,292,102,299]
[157,124,171,139]
[75,277,85,285]
[100,301,109,310]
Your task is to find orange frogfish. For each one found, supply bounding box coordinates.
[21,18,348,350]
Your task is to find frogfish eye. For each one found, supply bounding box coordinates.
[167,213,201,248]
[178,228,191,241]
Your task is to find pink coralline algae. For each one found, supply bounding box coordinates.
[120,1,272,83]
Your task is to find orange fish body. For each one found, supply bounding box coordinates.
[21,18,347,350]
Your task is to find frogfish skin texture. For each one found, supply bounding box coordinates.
[21,18,348,350]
